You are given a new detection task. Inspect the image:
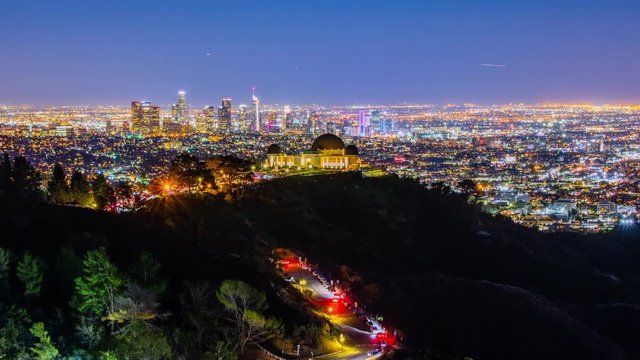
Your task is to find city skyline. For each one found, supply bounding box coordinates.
[2,0,640,105]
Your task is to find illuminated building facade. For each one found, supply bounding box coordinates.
[218,98,232,131]
[203,106,215,132]
[251,87,260,132]
[265,134,360,171]
[238,105,248,132]
[131,100,160,133]
[175,90,187,122]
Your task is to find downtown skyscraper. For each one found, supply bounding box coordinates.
[218,98,232,131]
[131,100,160,133]
[238,105,248,132]
[251,87,261,132]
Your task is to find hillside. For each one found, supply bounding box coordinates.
[2,173,640,359]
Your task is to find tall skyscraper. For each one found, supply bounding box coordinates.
[238,105,248,132]
[267,111,277,132]
[307,111,318,135]
[175,90,187,122]
[370,110,381,134]
[358,110,369,137]
[131,100,160,133]
[204,106,216,133]
[283,105,291,131]
[131,101,142,130]
[218,98,232,131]
[251,87,261,132]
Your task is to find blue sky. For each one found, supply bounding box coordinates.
[1,0,639,105]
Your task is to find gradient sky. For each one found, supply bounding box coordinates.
[1,0,639,106]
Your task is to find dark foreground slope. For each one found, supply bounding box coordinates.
[143,173,640,360]
[3,173,640,359]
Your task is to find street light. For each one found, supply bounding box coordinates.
[339,333,345,350]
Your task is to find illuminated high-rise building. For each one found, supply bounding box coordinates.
[131,100,160,133]
[307,111,318,135]
[267,111,277,132]
[357,109,371,137]
[203,106,216,133]
[238,105,248,132]
[175,90,187,122]
[218,98,232,131]
[131,101,142,130]
[251,87,261,132]
[283,105,291,130]
[370,110,381,134]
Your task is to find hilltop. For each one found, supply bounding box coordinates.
[2,173,640,359]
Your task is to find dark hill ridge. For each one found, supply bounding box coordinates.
[144,173,640,359]
[3,173,640,359]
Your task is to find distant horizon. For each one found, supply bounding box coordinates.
[2,100,640,109]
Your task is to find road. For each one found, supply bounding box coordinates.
[278,258,393,360]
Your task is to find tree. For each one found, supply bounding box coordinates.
[129,252,167,296]
[74,248,125,323]
[16,253,43,297]
[0,247,10,281]
[104,283,167,328]
[293,324,322,349]
[0,306,32,359]
[169,153,215,193]
[48,163,69,204]
[92,174,115,210]
[458,179,478,196]
[70,170,93,207]
[204,341,237,360]
[0,153,12,191]
[75,315,104,349]
[12,156,41,196]
[216,279,283,354]
[29,322,59,360]
[114,320,171,360]
[431,181,451,194]
[206,155,253,193]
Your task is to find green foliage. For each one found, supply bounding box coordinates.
[92,174,115,210]
[16,252,43,296]
[100,351,118,360]
[70,170,94,207]
[0,306,32,360]
[293,323,322,348]
[203,341,237,360]
[75,315,104,349]
[169,153,216,193]
[113,320,171,360]
[29,322,59,360]
[217,279,283,353]
[0,247,10,281]
[48,163,70,204]
[74,248,125,318]
[129,252,167,296]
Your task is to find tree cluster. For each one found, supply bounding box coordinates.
[0,242,284,359]
[0,153,42,200]
[46,163,120,210]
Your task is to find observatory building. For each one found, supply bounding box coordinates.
[265,134,360,171]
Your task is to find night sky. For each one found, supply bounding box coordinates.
[1,0,639,106]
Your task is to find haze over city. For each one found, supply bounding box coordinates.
[2,0,639,105]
